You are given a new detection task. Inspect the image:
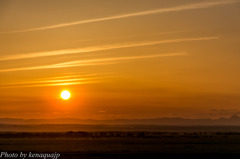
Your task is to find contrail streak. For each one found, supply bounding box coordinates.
[0,52,186,72]
[1,0,238,33]
[0,36,217,61]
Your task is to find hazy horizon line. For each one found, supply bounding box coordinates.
[0,114,239,120]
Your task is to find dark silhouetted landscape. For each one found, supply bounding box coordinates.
[1,116,240,158]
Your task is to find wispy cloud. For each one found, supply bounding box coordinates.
[0,73,111,88]
[1,73,110,85]
[0,52,186,73]
[0,78,89,88]
[0,36,217,61]
[3,78,89,86]
[1,0,238,33]
[0,80,97,88]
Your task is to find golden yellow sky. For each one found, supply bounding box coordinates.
[0,0,240,119]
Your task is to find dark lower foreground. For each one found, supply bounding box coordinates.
[1,132,240,159]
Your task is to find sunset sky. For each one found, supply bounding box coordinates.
[0,0,240,119]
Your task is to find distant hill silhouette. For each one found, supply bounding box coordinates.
[1,115,240,125]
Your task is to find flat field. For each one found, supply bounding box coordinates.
[1,132,240,159]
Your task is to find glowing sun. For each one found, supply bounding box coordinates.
[61,90,71,100]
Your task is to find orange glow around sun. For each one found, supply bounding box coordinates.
[61,90,71,100]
